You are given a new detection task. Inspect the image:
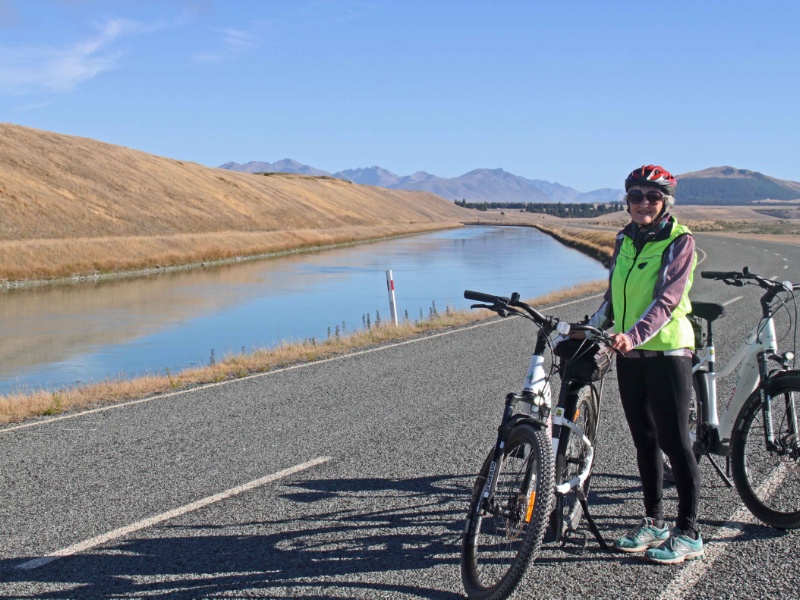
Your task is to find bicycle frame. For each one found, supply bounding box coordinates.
[694,315,778,453]
[462,289,613,550]
[692,265,800,461]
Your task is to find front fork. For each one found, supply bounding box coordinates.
[756,352,800,453]
[476,392,551,519]
[756,352,780,451]
[476,332,551,518]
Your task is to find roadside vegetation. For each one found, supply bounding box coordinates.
[0,281,607,426]
[0,223,459,285]
[529,224,616,266]
[684,219,800,235]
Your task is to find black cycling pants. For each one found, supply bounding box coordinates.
[616,354,700,533]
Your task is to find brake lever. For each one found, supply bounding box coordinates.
[723,278,744,287]
[470,303,496,311]
[470,302,512,318]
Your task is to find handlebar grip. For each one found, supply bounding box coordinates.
[464,290,502,304]
[700,271,741,280]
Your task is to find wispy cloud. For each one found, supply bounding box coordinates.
[192,26,259,64]
[0,18,143,95]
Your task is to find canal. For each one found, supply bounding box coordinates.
[0,226,607,393]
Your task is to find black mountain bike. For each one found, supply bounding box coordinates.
[460,290,615,600]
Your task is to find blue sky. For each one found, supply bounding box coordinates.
[1,0,798,191]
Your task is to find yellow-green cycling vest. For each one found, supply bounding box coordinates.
[611,221,696,351]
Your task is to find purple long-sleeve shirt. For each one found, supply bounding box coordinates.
[588,215,695,352]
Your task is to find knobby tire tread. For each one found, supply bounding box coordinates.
[461,423,554,600]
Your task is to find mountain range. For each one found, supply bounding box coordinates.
[219,160,800,205]
[218,160,623,204]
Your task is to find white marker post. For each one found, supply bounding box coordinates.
[386,270,399,325]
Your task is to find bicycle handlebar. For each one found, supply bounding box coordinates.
[464,290,504,305]
[464,289,553,327]
[701,267,796,291]
[463,289,616,346]
[700,271,742,281]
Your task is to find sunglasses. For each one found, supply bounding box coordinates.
[627,189,666,204]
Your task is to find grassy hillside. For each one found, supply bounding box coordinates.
[676,166,800,205]
[0,123,471,281]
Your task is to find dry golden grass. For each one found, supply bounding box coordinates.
[0,223,458,282]
[0,123,472,281]
[0,280,607,425]
[527,223,616,266]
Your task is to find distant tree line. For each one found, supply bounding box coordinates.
[454,199,625,218]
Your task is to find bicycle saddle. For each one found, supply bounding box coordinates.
[690,302,725,322]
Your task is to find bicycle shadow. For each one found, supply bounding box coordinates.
[536,470,793,567]
[0,474,472,600]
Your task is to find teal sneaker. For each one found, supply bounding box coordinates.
[646,528,704,564]
[614,518,670,553]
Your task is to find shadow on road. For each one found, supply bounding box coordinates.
[3,467,767,598]
[0,473,471,599]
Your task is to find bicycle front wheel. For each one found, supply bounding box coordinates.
[730,375,800,529]
[462,422,554,600]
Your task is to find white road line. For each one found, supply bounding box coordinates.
[1,294,606,434]
[722,296,742,306]
[658,463,787,600]
[15,455,332,571]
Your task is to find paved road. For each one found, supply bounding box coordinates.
[1,233,798,599]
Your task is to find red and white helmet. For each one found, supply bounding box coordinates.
[625,165,677,195]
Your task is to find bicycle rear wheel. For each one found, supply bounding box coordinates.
[554,385,598,535]
[731,375,800,529]
[462,422,554,600]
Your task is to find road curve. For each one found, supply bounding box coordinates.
[0,232,798,598]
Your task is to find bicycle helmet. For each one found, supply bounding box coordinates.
[625,165,677,215]
[625,165,677,195]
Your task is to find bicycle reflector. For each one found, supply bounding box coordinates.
[526,491,537,522]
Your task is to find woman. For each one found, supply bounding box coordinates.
[586,165,702,564]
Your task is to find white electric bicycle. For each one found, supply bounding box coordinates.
[684,267,800,528]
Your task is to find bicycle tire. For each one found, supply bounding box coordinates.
[553,385,597,535]
[461,422,554,600]
[730,375,800,529]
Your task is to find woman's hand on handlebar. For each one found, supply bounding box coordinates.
[568,330,587,340]
[610,333,633,353]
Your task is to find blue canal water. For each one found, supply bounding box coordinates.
[0,226,607,393]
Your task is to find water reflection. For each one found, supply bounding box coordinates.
[0,226,606,392]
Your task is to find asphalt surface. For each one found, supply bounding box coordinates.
[1,232,799,599]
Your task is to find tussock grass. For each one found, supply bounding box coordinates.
[0,123,472,282]
[0,223,459,283]
[529,224,616,266]
[0,280,607,426]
